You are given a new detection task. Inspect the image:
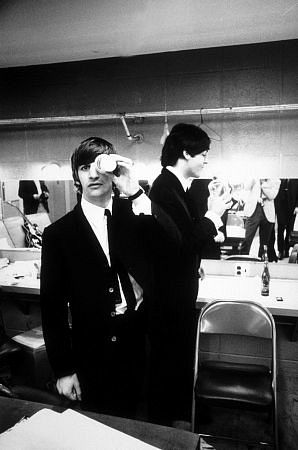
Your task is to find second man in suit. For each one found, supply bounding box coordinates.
[148,123,230,426]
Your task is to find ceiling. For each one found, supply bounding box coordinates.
[1,0,298,68]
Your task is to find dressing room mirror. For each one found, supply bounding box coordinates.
[1,177,297,262]
[0,180,78,248]
[189,177,298,263]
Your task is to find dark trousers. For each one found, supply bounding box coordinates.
[277,216,295,257]
[79,311,146,419]
[240,203,274,258]
[147,311,197,426]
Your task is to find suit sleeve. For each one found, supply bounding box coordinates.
[40,227,75,378]
[150,183,217,252]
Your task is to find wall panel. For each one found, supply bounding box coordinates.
[0,39,297,181]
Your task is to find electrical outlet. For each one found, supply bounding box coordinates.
[234,263,250,277]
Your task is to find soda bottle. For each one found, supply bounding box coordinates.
[261,245,270,296]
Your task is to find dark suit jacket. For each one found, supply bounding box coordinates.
[150,169,217,308]
[40,198,165,407]
[275,178,298,225]
[18,180,49,214]
[148,169,217,422]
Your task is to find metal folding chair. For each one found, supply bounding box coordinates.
[192,300,278,449]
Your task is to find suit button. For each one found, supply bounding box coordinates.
[110,311,116,317]
[109,287,114,293]
[111,336,117,342]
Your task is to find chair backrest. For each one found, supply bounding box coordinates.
[199,300,273,339]
[195,300,276,379]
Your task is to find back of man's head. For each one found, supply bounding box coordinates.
[160,123,210,167]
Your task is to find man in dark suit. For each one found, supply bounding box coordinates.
[148,123,230,426]
[275,178,298,259]
[40,137,168,419]
[18,180,49,214]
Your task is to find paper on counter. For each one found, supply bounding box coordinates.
[0,408,161,450]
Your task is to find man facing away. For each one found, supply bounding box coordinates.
[148,123,230,427]
[18,180,49,215]
[40,137,169,419]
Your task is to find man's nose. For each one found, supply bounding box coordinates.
[89,162,98,178]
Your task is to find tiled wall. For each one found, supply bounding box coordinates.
[0,39,297,180]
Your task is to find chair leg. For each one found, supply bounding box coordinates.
[274,405,279,450]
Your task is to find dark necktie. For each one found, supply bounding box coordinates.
[105,209,136,310]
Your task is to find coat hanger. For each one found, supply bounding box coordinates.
[198,109,222,142]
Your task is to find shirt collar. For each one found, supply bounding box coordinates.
[166,166,192,191]
[81,197,113,223]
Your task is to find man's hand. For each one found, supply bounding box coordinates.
[214,231,225,243]
[56,373,82,401]
[208,194,232,217]
[110,154,141,197]
[33,193,40,200]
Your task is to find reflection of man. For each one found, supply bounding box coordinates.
[18,180,49,214]
[240,178,280,259]
[275,179,298,259]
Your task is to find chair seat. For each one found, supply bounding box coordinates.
[195,360,272,408]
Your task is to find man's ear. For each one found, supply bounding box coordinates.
[182,150,191,160]
[74,181,82,193]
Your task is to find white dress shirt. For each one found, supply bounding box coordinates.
[81,197,143,314]
[34,180,42,196]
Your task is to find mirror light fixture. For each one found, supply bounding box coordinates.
[41,161,61,179]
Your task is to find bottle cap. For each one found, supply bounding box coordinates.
[95,154,117,173]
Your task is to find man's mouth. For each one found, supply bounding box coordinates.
[88,182,102,188]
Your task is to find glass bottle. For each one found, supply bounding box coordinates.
[261,245,270,296]
[208,177,227,197]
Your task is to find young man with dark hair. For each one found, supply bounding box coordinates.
[148,123,230,427]
[40,136,165,419]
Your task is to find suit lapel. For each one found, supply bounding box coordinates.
[162,169,193,221]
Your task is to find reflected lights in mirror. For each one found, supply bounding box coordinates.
[40,161,61,179]
[208,155,281,180]
[40,162,72,180]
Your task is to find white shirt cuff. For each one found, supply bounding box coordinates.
[131,193,152,215]
[204,211,223,230]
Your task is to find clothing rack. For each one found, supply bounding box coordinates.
[0,103,297,127]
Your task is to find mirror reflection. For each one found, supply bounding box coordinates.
[189,177,298,263]
[0,180,77,249]
[0,178,298,263]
